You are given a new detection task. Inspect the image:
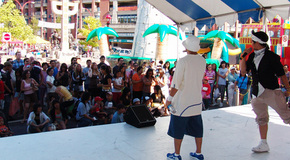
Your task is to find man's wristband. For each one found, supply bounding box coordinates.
[240,52,248,60]
[167,95,173,101]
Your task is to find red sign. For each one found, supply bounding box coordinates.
[282,35,288,47]
[2,33,11,42]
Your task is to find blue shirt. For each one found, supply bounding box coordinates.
[53,67,58,78]
[111,111,124,123]
[227,73,238,83]
[236,76,248,90]
[218,68,228,85]
[76,102,90,121]
[12,59,24,70]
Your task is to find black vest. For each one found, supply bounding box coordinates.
[246,49,284,96]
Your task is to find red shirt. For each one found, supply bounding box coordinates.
[0,80,4,100]
[202,83,211,99]
[132,73,143,92]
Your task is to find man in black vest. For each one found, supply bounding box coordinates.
[240,30,290,153]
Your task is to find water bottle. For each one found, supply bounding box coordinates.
[167,104,176,114]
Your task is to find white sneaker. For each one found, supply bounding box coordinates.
[252,141,270,153]
[219,102,223,107]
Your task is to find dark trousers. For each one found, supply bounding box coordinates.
[203,98,210,110]
[78,117,93,127]
[4,95,11,119]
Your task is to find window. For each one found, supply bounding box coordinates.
[117,15,137,24]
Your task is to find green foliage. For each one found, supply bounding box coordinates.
[0,0,33,41]
[55,15,61,33]
[29,16,40,35]
[78,16,102,48]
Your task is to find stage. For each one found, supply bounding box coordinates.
[1,105,289,160]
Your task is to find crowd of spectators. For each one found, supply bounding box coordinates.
[0,53,177,135]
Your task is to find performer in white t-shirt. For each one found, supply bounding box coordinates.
[166,35,206,160]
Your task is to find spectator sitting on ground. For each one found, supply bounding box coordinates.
[133,98,140,105]
[104,92,117,122]
[0,116,13,137]
[150,85,167,117]
[143,96,152,109]
[119,87,132,107]
[90,96,107,124]
[111,104,126,123]
[49,100,67,130]
[76,92,96,127]
[27,104,53,133]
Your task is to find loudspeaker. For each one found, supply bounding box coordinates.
[124,104,156,128]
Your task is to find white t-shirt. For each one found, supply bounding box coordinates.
[112,77,123,92]
[46,75,56,93]
[171,54,206,117]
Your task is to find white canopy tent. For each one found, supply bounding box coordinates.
[145,0,290,30]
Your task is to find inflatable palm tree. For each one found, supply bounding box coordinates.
[86,27,119,56]
[143,24,182,61]
[203,30,240,63]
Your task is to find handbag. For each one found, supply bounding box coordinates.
[31,83,39,91]
[213,88,220,99]
[9,97,20,116]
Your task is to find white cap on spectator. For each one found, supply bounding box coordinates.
[133,98,140,104]
[144,96,150,101]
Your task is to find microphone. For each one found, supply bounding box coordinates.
[240,47,253,60]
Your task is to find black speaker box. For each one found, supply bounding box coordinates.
[124,104,156,128]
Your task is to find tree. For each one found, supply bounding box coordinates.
[0,0,33,41]
[78,16,102,48]
[203,30,240,63]
[29,16,40,35]
[143,24,182,61]
[55,15,61,33]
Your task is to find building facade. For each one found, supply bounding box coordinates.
[14,0,137,49]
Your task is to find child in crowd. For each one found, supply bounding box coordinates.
[143,96,152,109]
[0,116,13,137]
[112,70,124,104]
[90,96,107,123]
[132,98,140,105]
[111,104,126,123]
[104,92,117,122]
[202,76,211,110]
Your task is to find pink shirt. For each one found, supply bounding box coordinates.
[205,70,215,84]
[23,80,34,95]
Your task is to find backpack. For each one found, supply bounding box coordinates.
[72,99,81,117]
